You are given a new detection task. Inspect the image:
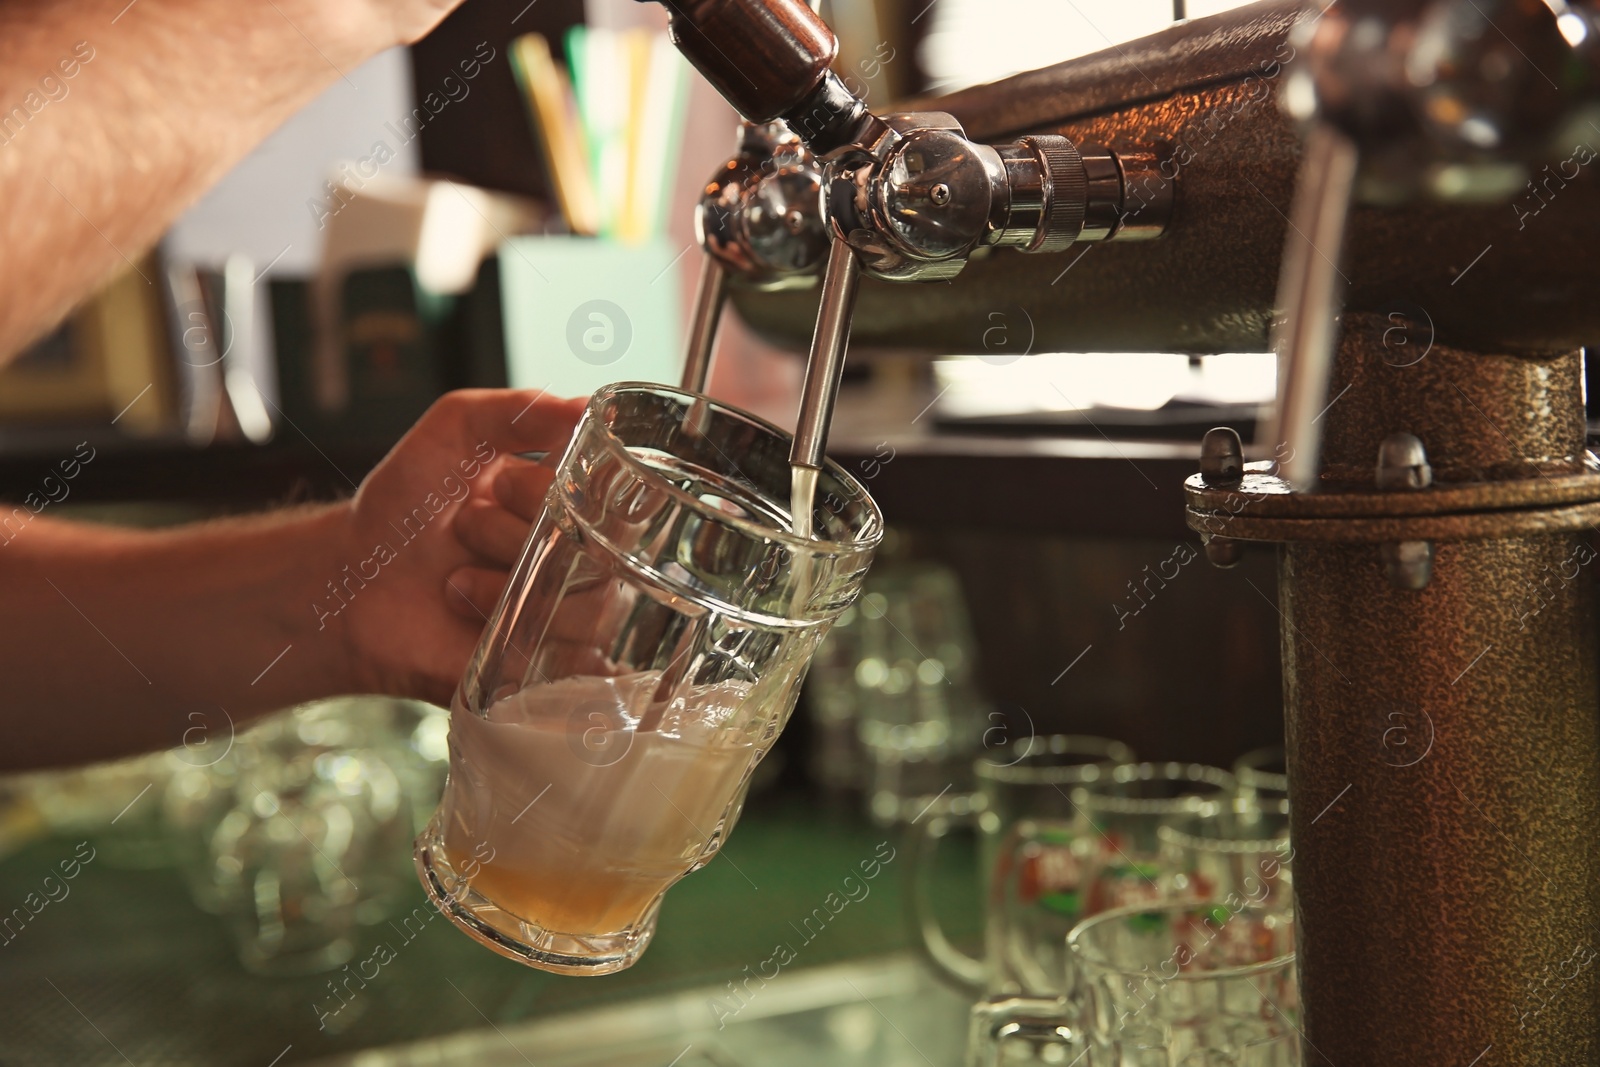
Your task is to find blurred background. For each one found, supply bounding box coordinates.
[0,1,1295,1064]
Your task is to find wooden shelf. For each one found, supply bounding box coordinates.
[0,382,1209,537]
[0,436,391,510]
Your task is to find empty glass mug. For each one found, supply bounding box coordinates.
[1233,746,1287,800]
[971,901,1299,1066]
[908,735,1135,996]
[415,384,882,974]
[211,743,405,975]
[1071,762,1236,916]
[1232,745,1288,839]
[1158,798,1294,911]
[851,563,990,825]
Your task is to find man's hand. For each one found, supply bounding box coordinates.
[0,388,585,770]
[333,389,586,705]
[0,0,475,359]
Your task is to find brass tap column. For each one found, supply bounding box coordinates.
[1187,315,1600,1064]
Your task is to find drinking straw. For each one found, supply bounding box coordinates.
[564,24,597,228]
[562,27,686,242]
[639,34,689,239]
[619,29,654,244]
[509,34,600,236]
[578,27,627,240]
[564,24,588,112]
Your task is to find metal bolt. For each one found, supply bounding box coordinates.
[1382,540,1434,590]
[785,208,807,234]
[1200,426,1245,487]
[1376,432,1433,491]
[1205,537,1244,569]
[930,183,952,207]
[1375,434,1434,588]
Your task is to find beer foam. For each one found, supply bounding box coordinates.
[439,672,759,935]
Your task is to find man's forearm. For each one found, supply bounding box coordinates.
[0,510,359,770]
[0,388,587,771]
[0,0,426,358]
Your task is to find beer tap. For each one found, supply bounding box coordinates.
[1269,0,1600,490]
[679,119,829,393]
[646,0,1173,473]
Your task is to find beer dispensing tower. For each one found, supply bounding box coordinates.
[648,0,1600,1062]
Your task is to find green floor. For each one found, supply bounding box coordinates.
[0,793,980,1066]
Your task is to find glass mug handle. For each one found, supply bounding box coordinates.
[966,995,1079,1067]
[905,803,988,992]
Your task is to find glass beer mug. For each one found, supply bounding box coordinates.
[907,736,1136,996]
[415,384,882,974]
[970,901,1300,1066]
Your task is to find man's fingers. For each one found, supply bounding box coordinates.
[493,460,558,522]
[446,389,587,456]
[445,566,509,623]
[454,500,534,568]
